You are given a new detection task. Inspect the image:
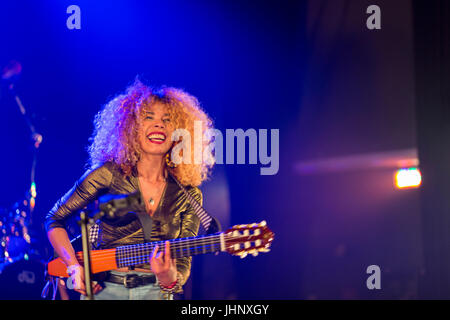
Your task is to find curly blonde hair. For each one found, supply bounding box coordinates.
[87,78,214,187]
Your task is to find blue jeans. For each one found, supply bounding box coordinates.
[81,271,173,300]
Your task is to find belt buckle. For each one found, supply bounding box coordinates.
[123,274,138,288]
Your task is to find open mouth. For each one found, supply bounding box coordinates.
[147,131,167,144]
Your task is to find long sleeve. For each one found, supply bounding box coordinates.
[44,163,113,232]
[175,186,202,286]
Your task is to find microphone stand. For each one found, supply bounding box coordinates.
[7,83,42,217]
[77,192,142,300]
[77,207,116,300]
[79,210,94,300]
[1,78,42,265]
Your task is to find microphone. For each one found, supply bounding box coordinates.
[1,60,22,81]
[97,192,143,220]
[1,60,43,149]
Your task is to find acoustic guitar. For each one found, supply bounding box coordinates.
[47,221,274,278]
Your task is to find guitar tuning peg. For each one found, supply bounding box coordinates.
[251,251,259,257]
[240,252,248,259]
[259,220,267,227]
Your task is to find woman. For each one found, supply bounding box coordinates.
[45,78,214,300]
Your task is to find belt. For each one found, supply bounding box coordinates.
[105,272,157,289]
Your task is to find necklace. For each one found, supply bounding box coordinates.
[137,167,168,208]
[148,179,167,206]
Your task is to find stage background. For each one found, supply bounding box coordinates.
[0,0,447,299]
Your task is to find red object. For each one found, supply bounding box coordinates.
[161,279,178,289]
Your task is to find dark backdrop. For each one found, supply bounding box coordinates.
[0,0,444,299]
[414,0,450,299]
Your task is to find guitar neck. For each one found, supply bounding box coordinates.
[115,233,224,268]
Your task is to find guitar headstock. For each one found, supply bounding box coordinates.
[224,221,274,258]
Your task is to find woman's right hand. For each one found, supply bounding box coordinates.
[67,264,103,296]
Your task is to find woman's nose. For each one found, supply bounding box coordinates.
[153,119,165,128]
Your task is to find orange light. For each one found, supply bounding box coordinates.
[395,168,422,189]
[30,197,35,211]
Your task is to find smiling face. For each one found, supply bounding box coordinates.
[138,102,174,157]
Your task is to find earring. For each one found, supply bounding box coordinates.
[165,152,176,168]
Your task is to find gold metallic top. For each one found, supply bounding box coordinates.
[45,162,201,285]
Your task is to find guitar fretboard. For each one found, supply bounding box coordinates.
[115,233,223,268]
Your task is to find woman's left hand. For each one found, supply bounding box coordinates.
[150,240,178,287]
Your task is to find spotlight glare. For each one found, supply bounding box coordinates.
[395,168,422,189]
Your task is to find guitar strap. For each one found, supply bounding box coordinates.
[137,173,221,240]
[137,212,153,243]
[168,172,221,235]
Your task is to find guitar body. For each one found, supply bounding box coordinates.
[48,248,117,277]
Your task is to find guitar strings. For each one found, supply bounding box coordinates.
[90,233,223,258]
[119,237,222,258]
[115,235,227,266]
[76,233,255,266]
[91,242,220,267]
[79,234,227,263]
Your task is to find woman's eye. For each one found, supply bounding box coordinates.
[144,116,170,123]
